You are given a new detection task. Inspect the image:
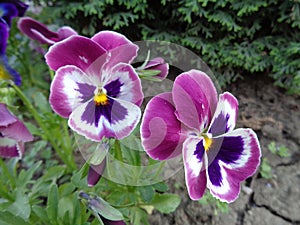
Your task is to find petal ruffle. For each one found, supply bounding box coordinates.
[172,70,218,131]
[183,136,207,200]
[1,120,33,142]
[49,65,97,118]
[206,128,261,202]
[45,35,107,72]
[91,30,138,66]
[107,63,143,106]
[208,92,238,136]
[0,137,23,158]
[141,93,188,160]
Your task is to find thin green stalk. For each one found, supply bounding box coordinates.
[0,158,15,189]
[12,83,76,171]
[114,140,123,162]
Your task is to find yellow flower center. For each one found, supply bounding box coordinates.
[203,135,213,151]
[94,89,109,106]
[0,65,10,80]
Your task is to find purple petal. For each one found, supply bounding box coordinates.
[206,128,261,203]
[144,57,169,80]
[0,103,17,126]
[141,93,188,160]
[0,3,18,27]
[1,119,33,142]
[69,98,140,141]
[108,63,143,106]
[0,137,23,158]
[0,20,9,54]
[100,216,126,225]
[208,92,238,136]
[172,70,218,131]
[183,136,207,200]
[45,35,107,72]
[49,65,97,118]
[18,17,59,45]
[91,31,138,66]
[56,26,77,40]
[110,98,141,140]
[88,159,106,187]
[0,55,22,85]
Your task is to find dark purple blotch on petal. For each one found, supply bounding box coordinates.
[216,136,244,164]
[209,112,230,136]
[82,99,127,128]
[104,79,123,98]
[208,160,222,186]
[75,82,95,103]
[194,140,205,162]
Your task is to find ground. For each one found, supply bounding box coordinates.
[149,73,300,225]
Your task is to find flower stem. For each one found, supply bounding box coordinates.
[12,83,77,171]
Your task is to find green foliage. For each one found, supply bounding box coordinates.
[260,158,273,179]
[36,0,300,94]
[198,191,229,215]
[267,141,290,157]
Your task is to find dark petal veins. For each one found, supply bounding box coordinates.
[104,79,123,98]
[216,136,244,164]
[82,99,127,128]
[81,101,96,126]
[208,160,222,186]
[75,82,95,103]
[194,140,205,162]
[209,112,230,136]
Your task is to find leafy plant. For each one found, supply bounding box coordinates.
[31,0,300,94]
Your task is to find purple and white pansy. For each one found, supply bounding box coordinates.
[141,69,261,203]
[0,103,33,158]
[45,31,143,142]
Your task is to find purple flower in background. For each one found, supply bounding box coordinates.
[46,31,143,141]
[18,17,77,45]
[0,1,28,85]
[143,57,169,80]
[0,103,33,158]
[141,70,261,203]
[0,0,28,26]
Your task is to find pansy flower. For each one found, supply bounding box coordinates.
[18,17,77,45]
[46,31,143,141]
[0,0,28,85]
[141,70,261,203]
[0,103,33,158]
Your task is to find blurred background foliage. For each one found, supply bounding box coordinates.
[29,0,300,94]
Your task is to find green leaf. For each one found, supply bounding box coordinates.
[153,182,169,192]
[89,196,124,221]
[46,183,59,224]
[6,189,31,221]
[138,185,154,203]
[17,161,42,188]
[32,205,51,225]
[150,193,181,213]
[41,165,66,181]
[0,211,31,225]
